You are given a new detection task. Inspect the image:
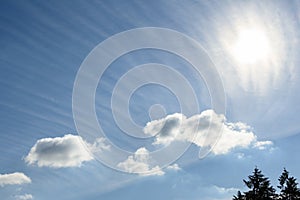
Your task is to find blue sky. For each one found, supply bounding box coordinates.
[1,0,300,200]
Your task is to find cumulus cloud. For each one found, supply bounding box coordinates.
[25,134,109,168]
[117,148,181,176]
[0,172,31,187]
[117,147,165,176]
[15,194,33,200]
[144,109,272,155]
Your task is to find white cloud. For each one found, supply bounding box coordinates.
[117,148,181,176]
[254,140,273,150]
[206,185,239,200]
[166,163,181,171]
[15,194,33,200]
[144,109,271,155]
[213,185,239,194]
[0,172,31,187]
[144,113,186,145]
[25,134,109,168]
[89,137,111,152]
[117,147,165,176]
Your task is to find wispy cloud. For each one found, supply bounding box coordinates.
[254,140,273,150]
[0,172,31,187]
[15,194,33,200]
[166,164,181,171]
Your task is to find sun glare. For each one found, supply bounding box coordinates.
[233,29,270,64]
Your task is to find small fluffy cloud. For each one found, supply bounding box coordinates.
[144,109,272,155]
[117,148,180,176]
[0,172,31,187]
[25,134,109,168]
[15,194,33,200]
[117,147,165,176]
[166,163,181,171]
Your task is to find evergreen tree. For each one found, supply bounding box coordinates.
[233,191,245,200]
[233,167,275,200]
[278,168,300,200]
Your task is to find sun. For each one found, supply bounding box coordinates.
[233,29,270,64]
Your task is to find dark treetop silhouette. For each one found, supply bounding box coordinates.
[233,167,300,200]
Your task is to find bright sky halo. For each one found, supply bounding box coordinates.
[233,29,271,64]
